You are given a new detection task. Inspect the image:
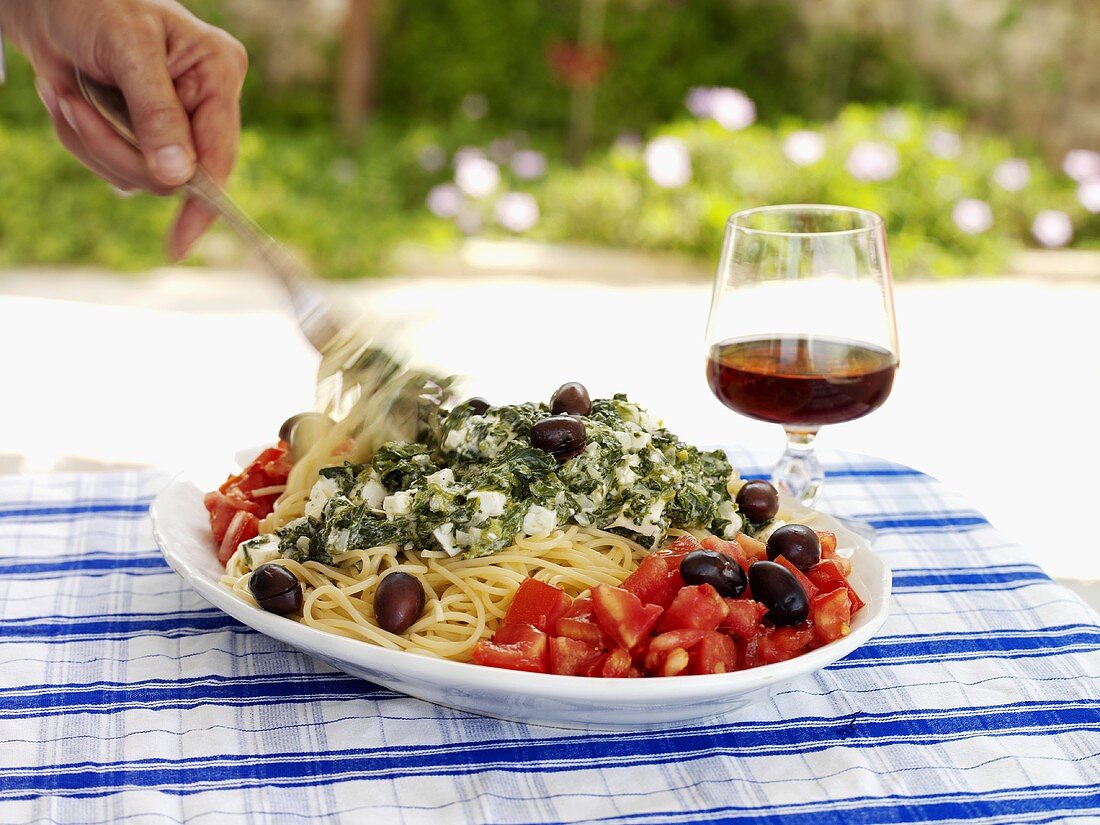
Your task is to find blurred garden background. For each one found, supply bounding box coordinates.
[1,0,1098,279]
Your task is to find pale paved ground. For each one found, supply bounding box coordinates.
[2,255,1098,593]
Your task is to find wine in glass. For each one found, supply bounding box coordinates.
[704,205,899,507]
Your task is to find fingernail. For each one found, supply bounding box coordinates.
[111,185,138,199]
[57,97,78,134]
[34,77,57,117]
[153,145,194,184]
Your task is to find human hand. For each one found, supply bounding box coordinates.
[3,0,248,259]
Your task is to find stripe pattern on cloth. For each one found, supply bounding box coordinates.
[1,450,1098,824]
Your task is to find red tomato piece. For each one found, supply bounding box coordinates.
[660,584,729,632]
[816,531,838,556]
[217,509,259,565]
[503,578,573,634]
[621,553,684,608]
[586,646,633,678]
[642,629,707,675]
[737,630,767,670]
[591,585,664,650]
[563,596,593,619]
[690,631,739,675]
[720,599,769,638]
[664,534,702,555]
[555,615,606,647]
[657,647,691,677]
[735,532,768,562]
[811,588,853,644]
[701,535,750,572]
[648,628,708,654]
[772,554,819,601]
[472,624,550,673]
[549,636,604,676]
[807,559,865,612]
[756,624,815,665]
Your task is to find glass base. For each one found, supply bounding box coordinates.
[771,430,824,507]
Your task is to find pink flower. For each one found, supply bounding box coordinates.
[1077,179,1100,214]
[644,136,691,188]
[952,199,993,235]
[846,142,899,182]
[426,184,462,218]
[1031,211,1073,248]
[992,159,1031,192]
[1062,149,1100,183]
[511,150,547,181]
[782,131,825,166]
[455,155,500,199]
[495,192,540,233]
[684,87,755,130]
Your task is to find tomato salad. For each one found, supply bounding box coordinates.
[473,529,863,677]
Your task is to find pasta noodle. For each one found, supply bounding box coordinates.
[223,525,674,661]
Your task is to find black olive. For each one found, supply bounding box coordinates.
[530,416,587,462]
[765,524,821,571]
[550,382,592,416]
[748,560,809,626]
[679,549,747,598]
[249,563,304,615]
[374,571,426,635]
[736,480,780,524]
[464,397,491,416]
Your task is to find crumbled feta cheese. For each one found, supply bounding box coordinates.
[382,491,412,518]
[327,528,350,554]
[455,527,482,547]
[360,477,388,510]
[296,536,311,553]
[443,423,470,451]
[610,499,667,538]
[468,490,507,521]
[716,500,744,537]
[305,476,340,519]
[756,519,786,543]
[522,505,557,536]
[425,468,457,490]
[433,523,461,556]
[240,534,280,569]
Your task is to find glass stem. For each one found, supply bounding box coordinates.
[772,428,824,507]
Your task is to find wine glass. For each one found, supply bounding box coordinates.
[704,204,899,510]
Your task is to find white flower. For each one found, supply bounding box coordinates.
[952,199,993,235]
[426,184,462,218]
[684,86,755,130]
[709,88,756,131]
[644,136,692,189]
[1062,149,1100,183]
[992,159,1031,192]
[1031,210,1073,248]
[418,145,446,173]
[510,149,547,180]
[846,141,899,182]
[455,156,500,199]
[495,192,539,233]
[927,129,962,159]
[1078,179,1100,213]
[782,130,825,166]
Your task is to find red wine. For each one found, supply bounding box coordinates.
[706,336,897,427]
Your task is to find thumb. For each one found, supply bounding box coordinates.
[110,41,196,186]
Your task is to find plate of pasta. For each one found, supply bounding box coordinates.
[151,380,891,729]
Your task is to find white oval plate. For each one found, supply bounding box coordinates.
[151,475,891,730]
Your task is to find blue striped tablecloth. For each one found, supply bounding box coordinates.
[2,448,1098,824]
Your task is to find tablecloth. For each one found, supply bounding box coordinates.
[2,448,1098,824]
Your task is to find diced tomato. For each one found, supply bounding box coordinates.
[756,624,815,665]
[621,553,684,608]
[701,535,750,571]
[657,646,692,676]
[503,578,573,634]
[720,599,769,638]
[772,554,819,601]
[216,509,259,565]
[555,615,606,646]
[472,623,550,673]
[549,636,604,676]
[585,646,633,678]
[811,588,853,644]
[735,532,768,561]
[204,490,263,546]
[563,596,593,619]
[664,534,702,555]
[690,631,739,675]
[737,630,767,670]
[660,584,729,632]
[816,531,838,556]
[591,585,663,650]
[807,559,865,612]
[643,629,707,674]
[648,628,708,654]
